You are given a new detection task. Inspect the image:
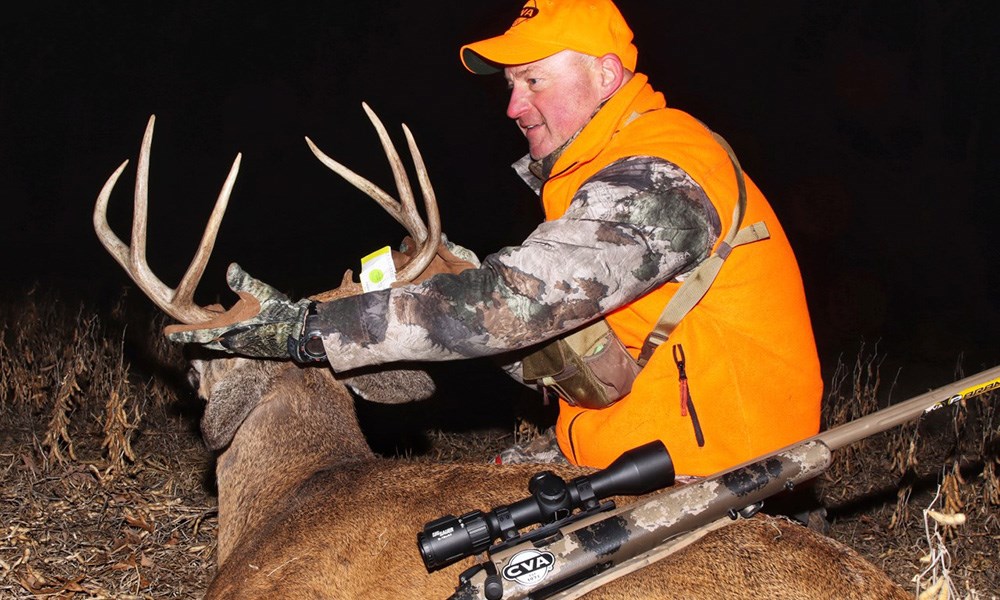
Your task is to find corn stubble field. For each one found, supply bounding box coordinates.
[1,289,998,599]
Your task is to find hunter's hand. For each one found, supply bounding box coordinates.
[165,263,315,360]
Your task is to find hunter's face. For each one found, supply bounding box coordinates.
[504,51,606,161]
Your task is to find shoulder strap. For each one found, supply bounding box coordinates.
[636,131,769,366]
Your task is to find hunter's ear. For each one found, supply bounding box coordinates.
[596,53,625,101]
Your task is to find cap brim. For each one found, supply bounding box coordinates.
[461,48,503,75]
[460,33,567,74]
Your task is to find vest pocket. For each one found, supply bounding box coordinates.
[672,344,705,447]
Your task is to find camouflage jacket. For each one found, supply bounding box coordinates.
[314,153,721,375]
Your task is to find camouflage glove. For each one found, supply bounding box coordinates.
[165,263,324,362]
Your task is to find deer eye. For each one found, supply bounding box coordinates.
[186,362,203,391]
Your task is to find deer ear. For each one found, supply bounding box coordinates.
[199,358,277,450]
[341,366,437,405]
[201,393,245,451]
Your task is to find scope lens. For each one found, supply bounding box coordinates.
[589,440,674,498]
[418,511,492,572]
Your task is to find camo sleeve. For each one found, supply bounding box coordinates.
[314,156,721,372]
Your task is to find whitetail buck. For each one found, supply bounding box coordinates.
[94,109,910,599]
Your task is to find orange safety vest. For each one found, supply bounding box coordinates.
[545,74,822,476]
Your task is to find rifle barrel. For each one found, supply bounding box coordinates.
[814,364,1000,452]
[453,364,1000,600]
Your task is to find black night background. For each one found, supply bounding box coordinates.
[2,1,998,398]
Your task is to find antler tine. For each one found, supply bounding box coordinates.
[94,161,141,279]
[94,115,236,324]
[173,153,241,307]
[394,123,441,282]
[304,104,434,242]
[360,102,428,243]
[304,137,413,231]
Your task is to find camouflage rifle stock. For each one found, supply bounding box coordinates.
[444,364,1000,600]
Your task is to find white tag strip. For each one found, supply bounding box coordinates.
[360,246,397,292]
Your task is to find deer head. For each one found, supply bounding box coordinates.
[94,106,476,450]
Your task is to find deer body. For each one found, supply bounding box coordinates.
[95,113,909,599]
[196,356,909,600]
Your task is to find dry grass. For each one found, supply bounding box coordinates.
[1,289,216,598]
[818,345,1000,599]
[1,290,998,598]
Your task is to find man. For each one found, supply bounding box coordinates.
[171,0,822,477]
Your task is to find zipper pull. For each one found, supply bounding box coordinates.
[673,344,689,417]
[673,343,705,447]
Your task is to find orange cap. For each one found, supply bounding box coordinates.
[461,0,637,75]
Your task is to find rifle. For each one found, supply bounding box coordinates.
[419,365,1000,600]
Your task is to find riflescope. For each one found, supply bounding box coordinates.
[417,440,674,572]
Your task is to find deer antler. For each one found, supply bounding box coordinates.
[305,102,442,283]
[96,108,448,322]
[94,115,237,324]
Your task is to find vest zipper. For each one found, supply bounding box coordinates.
[566,411,584,464]
[672,344,705,447]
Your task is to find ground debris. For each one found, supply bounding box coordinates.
[1,404,217,598]
[2,293,998,598]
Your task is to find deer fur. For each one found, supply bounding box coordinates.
[192,356,910,599]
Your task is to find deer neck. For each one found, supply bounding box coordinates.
[213,364,375,563]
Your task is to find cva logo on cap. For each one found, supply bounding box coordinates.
[512,0,539,27]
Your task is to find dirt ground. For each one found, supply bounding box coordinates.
[1,293,998,599]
